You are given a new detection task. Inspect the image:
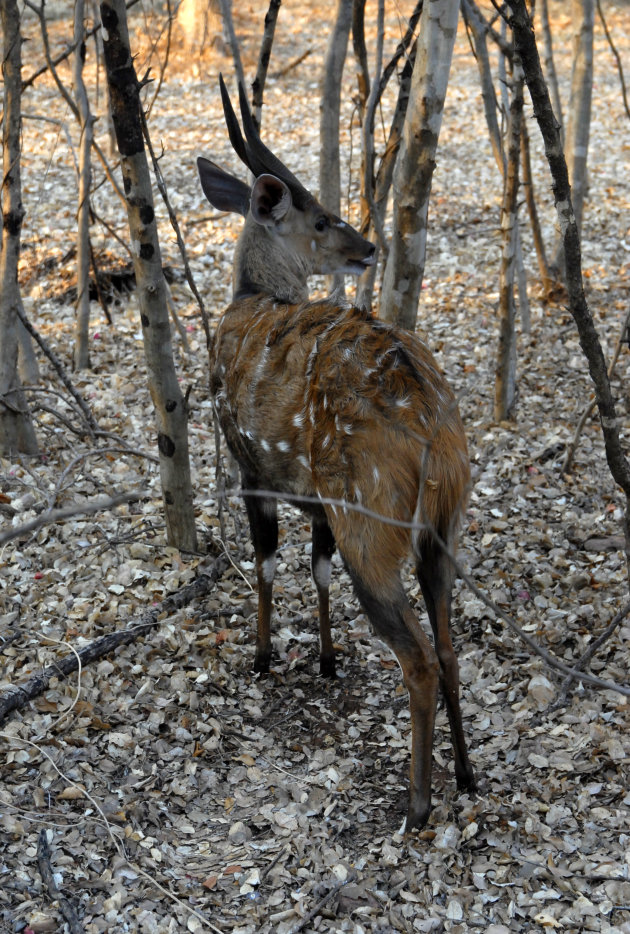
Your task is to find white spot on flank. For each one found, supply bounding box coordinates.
[261,555,276,583]
[277,440,290,452]
[260,439,271,452]
[292,411,305,427]
[297,454,310,471]
[373,466,380,485]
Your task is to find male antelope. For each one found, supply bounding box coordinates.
[197,76,476,831]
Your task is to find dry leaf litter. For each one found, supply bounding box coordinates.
[1,1,629,932]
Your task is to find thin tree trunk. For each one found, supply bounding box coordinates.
[506,0,630,578]
[520,117,556,298]
[319,0,353,294]
[553,0,594,270]
[352,0,370,231]
[0,0,38,456]
[380,0,459,329]
[463,0,533,332]
[219,0,245,94]
[252,0,281,129]
[356,48,415,311]
[494,55,524,422]
[17,315,40,384]
[73,0,95,369]
[538,0,564,140]
[100,0,197,552]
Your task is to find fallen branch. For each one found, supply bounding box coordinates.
[0,554,230,726]
[37,830,85,934]
[0,491,145,547]
[287,873,355,934]
[550,600,630,711]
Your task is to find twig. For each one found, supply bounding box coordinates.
[36,830,85,934]
[258,844,289,884]
[287,874,355,934]
[15,306,100,436]
[550,600,630,710]
[563,305,630,473]
[252,0,282,128]
[271,49,312,79]
[139,112,211,347]
[0,553,230,725]
[0,490,145,547]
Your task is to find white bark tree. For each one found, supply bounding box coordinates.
[556,0,594,258]
[319,0,353,293]
[101,0,197,552]
[379,0,459,329]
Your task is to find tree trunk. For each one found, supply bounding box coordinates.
[538,0,564,141]
[73,0,95,370]
[218,0,245,94]
[553,0,594,270]
[319,0,352,294]
[252,0,281,129]
[0,0,38,456]
[379,0,459,330]
[505,0,630,578]
[356,48,414,312]
[17,315,40,384]
[100,0,197,552]
[494,55,524,422]
[352,0,370,232]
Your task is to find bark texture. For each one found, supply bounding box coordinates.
[252,0,281,128]
[319,0,353,293]
[494,57,524,422]
[100,0,197,551]
[557,0,594,247]
[73,0,95,369]
[506,0,630,575]
[0,0,38,456]
[380,0,459,329]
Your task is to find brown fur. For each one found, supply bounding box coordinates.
[211,297,470,592]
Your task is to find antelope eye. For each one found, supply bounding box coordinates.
[314,216,329,232]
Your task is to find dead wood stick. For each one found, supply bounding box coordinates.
[36,829,85,934]
[0,555,230,726]
[0,491,145,547]
[549,600,630,711]
[271,49,312,79]
[287,874,355,934]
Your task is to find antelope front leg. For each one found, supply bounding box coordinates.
[243,490,278,674]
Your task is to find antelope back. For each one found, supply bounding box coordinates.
[210,297,469,590]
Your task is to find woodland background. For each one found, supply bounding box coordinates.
[0,1,629,932]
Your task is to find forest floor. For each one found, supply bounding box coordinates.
[1,1,630,932]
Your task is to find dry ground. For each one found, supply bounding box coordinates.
[1,1,629,932]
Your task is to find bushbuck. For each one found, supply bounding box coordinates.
[196,76,475,831]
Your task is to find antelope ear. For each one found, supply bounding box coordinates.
[250,174,292,226]
[197,156,251,217]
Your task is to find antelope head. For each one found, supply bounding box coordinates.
[197,76,375,302]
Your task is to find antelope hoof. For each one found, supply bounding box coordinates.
[404,798,431,834]
[253,652,271,675]
[319,654,336,679]
[456,766,477,793]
